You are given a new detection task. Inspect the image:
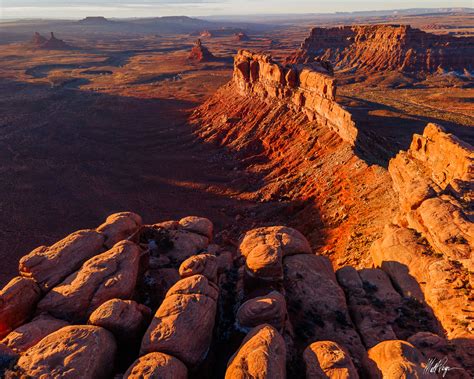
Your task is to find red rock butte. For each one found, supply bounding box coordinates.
[286,24,474,75]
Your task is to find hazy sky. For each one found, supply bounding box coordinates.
[1,0,472,19]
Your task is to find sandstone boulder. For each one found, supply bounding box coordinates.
[179,253,218,282]
[16,325,116,378]
[124,352,188,379]
[283,254,366,367]
[88,299,150,340]
[1,314,68,353]
[166,228,210,263]
[19,229,105,291]
[37,240,141,322]
[225,324,286,379]
[0,277,41,338]
[140,275,218,367]
[97,211,142,249]
[304,341,359,379]
[236,291,287,332]
[239,226,311,281]
[336,267,398,348]
[368,340,434,378]
[179,216,213,240]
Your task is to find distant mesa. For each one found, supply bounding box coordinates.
[29,32,73,50]
[78,16,110,25]
[235,32,250,41]
[286,24,474,76]
[188,39,215,62]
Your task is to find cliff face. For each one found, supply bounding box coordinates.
[287,25,474,75]
[191,50,395,267]
[233,50,358,144]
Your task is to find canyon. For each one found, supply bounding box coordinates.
[0,12,473,379]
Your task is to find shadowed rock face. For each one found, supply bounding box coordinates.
[286,25,474,75]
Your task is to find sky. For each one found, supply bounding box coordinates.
[0,0,472,20]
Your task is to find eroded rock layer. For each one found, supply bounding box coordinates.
[286,25,474,75]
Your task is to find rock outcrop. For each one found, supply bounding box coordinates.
[1,208,472,377]
[0,277,41,338]
[188,39,216,62]
[19,229,105,291]
[368,340,434,378]
[140,274,219,367]
[124,352,188,379]
[286,25,474,75]
[232,50,358,144]
[1,314,68,353]
[30,32,47,47]
[225,324,287,379]
[37,240,141,322]
[15,325,116,378]
[37,32,73,50]
[370,124,473,373]
[303,341,359,379]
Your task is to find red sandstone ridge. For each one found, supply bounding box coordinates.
[286,24,474,75]
[188,38,215,62]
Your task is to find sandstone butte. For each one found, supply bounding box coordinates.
[29,32,73,50]
[0,47,473,378]
[188,38,216,62]
[285,24,474,75]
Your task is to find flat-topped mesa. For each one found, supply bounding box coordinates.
[233,50,358,145]
[286,24,474,75]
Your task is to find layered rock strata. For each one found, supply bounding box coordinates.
[286,24,474,75]
[233,50,358,144]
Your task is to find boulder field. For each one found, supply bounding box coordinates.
[0,157,472,379]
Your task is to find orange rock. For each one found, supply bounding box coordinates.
[124,352,187,379]
[368,340,435,378]
[0,277,41,338]
[370,223,472,339]
[1,314,68,353]
[88,299,150,340]
[16,325,116,378]
[239,226,311,281]
[236,291,287,332]
[286,25,474,74]
[303,341,359,379]
[140,275,218,366]
[97,211,142,249]
[336,267,397,348]
[178,216,213,240]
[179,253,218,283]
[166,229,210,263]
[225,324,286,379]
[283,254,366,368]
[37,240,141,322]
[19,229,105,291]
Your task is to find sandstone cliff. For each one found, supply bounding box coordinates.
[286,25,474,75]
[188,39,216,62]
